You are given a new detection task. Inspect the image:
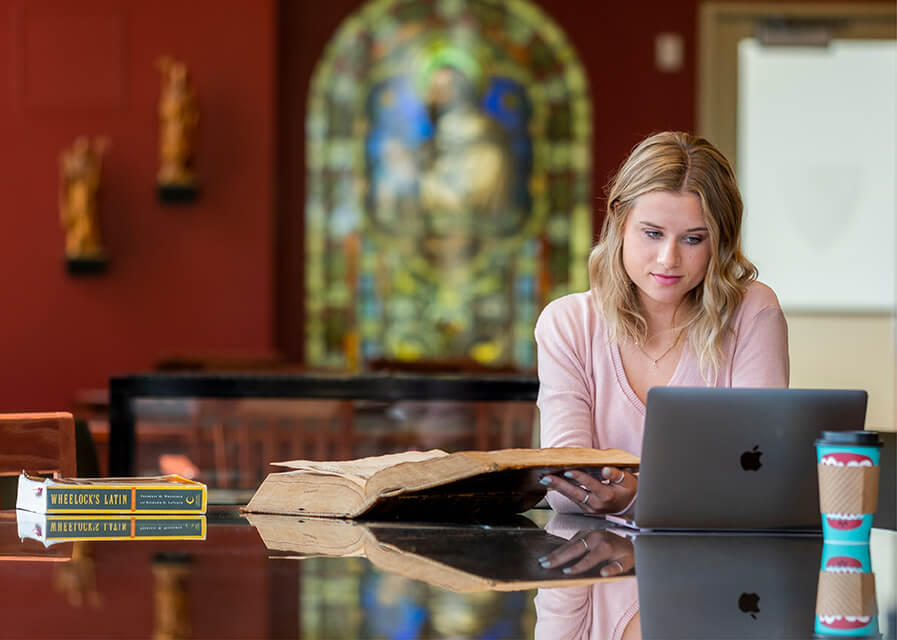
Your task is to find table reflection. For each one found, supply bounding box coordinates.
[632,532,822,639]
[249,512,622,592]
[1,508,894,639]
[535,514,639,640]
[535,513,896,640]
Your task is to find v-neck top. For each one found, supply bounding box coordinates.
[534,281,789,513]
[608,334,689,417]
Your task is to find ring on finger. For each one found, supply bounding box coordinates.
[607,559,624,573]
[580,488,592,506]
[612,470,626,485]
[579,537,590,553]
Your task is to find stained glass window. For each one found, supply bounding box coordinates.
[306,0,592,371]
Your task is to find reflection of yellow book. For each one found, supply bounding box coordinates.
[245,447,639,519]
[16,511,207,546]
[247,513,628,593]
[16,473,207,514]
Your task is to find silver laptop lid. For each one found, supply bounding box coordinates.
[634,388,868,531]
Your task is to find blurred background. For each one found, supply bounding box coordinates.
[0,0,893,457]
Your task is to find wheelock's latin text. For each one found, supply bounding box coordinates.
[49,491,129,505]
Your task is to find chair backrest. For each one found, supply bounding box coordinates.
[0,412,77,478]
[474,401,537,450]
[192,399,355,489]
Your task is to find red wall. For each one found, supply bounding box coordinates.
[538,1,696,188]
[0,0,277,411]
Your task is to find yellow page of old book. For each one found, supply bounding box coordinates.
[271,449,449,485]
[246,450,449,517]
[365,447,640,499]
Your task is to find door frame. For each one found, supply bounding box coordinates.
[698,2,896,170]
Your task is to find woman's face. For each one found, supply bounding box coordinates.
[621,190,712,314]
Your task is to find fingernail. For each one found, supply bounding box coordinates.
[537,556,547,563]
[539,477,551,486]
[563,471,574,478]
[562,568,572,575]
[539,560,551,568]
[600,567,611,577]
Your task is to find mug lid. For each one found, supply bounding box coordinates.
[816,430,883,447]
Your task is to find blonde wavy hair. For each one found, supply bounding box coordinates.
[587,131,757,379]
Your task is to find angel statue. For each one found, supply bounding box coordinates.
[59,136,109,261]
[157,56,199,193]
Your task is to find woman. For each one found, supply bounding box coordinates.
[536,131,789,518]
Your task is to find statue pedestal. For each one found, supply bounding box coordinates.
[158,184,199,204]
[66,256,107,276]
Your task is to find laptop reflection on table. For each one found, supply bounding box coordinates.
[634,534,822,640]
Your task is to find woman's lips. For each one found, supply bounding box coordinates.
[651,273,683,286]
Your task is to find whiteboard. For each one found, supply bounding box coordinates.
[738,38,896,312]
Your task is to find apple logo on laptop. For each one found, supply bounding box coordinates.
[739,592,760,619]
[740,445,762,471]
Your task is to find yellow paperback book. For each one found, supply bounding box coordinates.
[16,511,207,546]
[16,473,207,514]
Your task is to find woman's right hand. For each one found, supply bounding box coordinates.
[537,528,634,577]
[540,466,637,515]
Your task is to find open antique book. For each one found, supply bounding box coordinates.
[244,447,639,519]
[247,513,632,593]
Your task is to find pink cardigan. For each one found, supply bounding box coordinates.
[535,281,789,513]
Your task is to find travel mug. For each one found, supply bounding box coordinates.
[815,431,882,543]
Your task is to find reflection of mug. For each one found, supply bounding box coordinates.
[820,543,872,573]
[815,431,882,542]
[814,542,879,638]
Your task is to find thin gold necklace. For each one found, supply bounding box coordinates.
[635,330,683,367]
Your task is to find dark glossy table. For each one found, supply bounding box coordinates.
[2,507,894,639]
[107,373,540,476]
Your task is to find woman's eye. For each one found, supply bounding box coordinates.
[683,235,704,245]
[644,230,662,240]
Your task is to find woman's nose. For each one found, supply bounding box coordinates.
[658,240,680,268]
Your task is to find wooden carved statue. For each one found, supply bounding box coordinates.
[157,56,199,197]
[59,136,109,262]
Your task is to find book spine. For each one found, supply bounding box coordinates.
[42,516,207,541]
[44,486,206,514]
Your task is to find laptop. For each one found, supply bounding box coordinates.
[634,533,823,639]
[606,387,868,532]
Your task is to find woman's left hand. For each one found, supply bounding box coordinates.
[540,466,636,515]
